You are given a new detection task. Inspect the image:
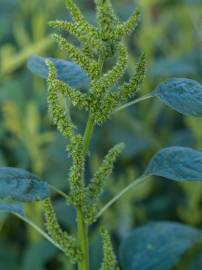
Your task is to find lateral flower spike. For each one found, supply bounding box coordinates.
[46,60,75,139]
[115,9,141,40]
[93,51,146,124]
[49,20,102,50]
[53,79,90,110]
[95,0,120,41]
[100,227,118,270]
[65,0,98,36]
[87,143,124,201]
[67,135,86,208]
[43,198,82,262]
[92,92,118,124]
[92,53,146,124]
[85,143,124,223]
[52,34,99,79]
[91,42,128,98]
[118,52,147,102]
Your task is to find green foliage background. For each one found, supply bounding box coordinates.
[0,0,202,269]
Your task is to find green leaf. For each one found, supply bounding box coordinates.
[0,204,24,215]
[119,222,202,270]
[152,78,202,117]
[0,167,49,202]
[27,55,90,89]
[145,146,202,181]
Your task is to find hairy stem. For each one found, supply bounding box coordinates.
[77,114,95,270]
[83,114,95,155]
[77,208,89,270]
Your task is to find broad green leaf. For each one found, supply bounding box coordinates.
[152,78,202,117]
[119,222,202,270]
[145,147,202,181]
[0,167,48,202]
[27,55,90,89]
[0,204,24,215]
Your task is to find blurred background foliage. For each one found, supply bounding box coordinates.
[0,0,202,269]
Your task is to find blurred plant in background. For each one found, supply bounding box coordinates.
[0,0,202,269]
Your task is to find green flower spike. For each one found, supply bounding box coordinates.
[46,60,75,139]
[52,34,99,79]
[44,198,81,262]
[49,20,102,51]
[53,79,90,110]
[66,0,98,36]
[100,227,118,270]
[88,143,125,202]
[91,42,128,98]
[95,0,120,41]
[67,135,86,208]
[83,143,124,224]
[115,9,141,40]
[93,52,146,124]
[118,52,147,102]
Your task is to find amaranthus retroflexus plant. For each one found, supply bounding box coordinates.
[1,0,202,270]
[43,0,145,268]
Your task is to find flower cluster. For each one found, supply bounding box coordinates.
[47,0,146,125]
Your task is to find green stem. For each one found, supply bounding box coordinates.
[77,49,104,270]
[77,208,89,270]
[83,114,95,155]
[77,114,95,270]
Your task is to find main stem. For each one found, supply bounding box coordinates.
[77,50,104,269]
[77,115,95,270]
